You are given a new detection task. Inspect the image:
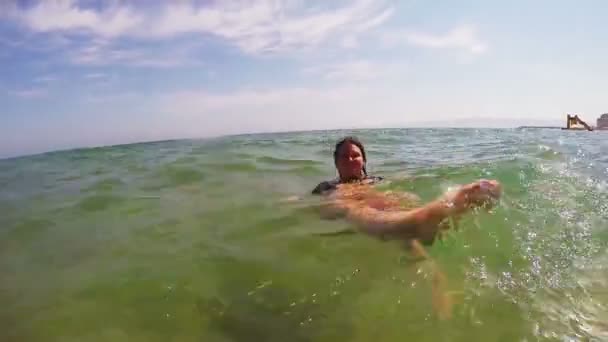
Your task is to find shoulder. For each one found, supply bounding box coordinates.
[363,175,384,184]
[312,179,339,195]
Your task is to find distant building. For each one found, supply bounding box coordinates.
[597,114,608,130]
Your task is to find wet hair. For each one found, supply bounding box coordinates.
[333,136,368,176]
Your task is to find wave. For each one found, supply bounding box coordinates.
[84,178,124,192]
[257,156,324,167]
[203,162,259,173]
[77,194,124,212]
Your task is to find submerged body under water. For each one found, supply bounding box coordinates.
[1,128,607,341]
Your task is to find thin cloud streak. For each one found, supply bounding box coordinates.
[383,25,487,54]
[9,0,394,55]
[8,88,47,98]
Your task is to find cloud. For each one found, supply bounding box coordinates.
[324,61,380,81]
[84,73,106,79]
[383,25,487,54]
[302,60,405,82]
[9,88,47,98]
[302,60,407,82]
[341,35,359,49]
[14,0,143,37]
[33,75,58,83]
[0,36,24,48]
[0,32,74,59]
[67,38,202,67]
[10,0,393,55]
[147,0,394,54]
[84,91,139,103]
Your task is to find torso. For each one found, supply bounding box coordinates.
[312,175,421,211]
[311,175,383,195]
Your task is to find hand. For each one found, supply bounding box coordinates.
[447,179,502,213]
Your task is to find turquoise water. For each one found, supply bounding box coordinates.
[1,128,607,341]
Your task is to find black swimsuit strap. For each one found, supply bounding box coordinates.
[312,175,383,195]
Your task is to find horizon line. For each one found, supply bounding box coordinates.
[0,124,571,161]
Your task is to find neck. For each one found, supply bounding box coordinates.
[339,173,365,183]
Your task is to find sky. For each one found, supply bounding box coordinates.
[1,0,607,158]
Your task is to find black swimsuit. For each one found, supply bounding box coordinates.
[311,175,384,195]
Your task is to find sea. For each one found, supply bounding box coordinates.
[1,128,607,341]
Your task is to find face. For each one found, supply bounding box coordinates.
[336,142,365,180]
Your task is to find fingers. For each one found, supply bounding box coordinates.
[443,179,502,213]
[480,179,502,199]
[462,179,502,208]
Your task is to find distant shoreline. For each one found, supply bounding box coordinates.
[0,126,568,161]
[516,126,561,129]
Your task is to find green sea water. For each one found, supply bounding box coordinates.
[1,128,607,341]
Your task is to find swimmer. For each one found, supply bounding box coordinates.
[313,136,502,245]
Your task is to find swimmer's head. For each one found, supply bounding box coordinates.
[333,136,367,181]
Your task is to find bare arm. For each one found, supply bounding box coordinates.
[330,196,452,242]
[323,179,501,243]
